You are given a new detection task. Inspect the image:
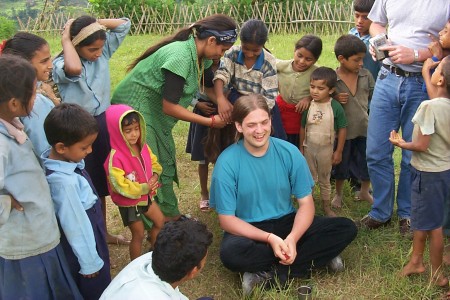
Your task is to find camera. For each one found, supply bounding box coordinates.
[369,34,389,61]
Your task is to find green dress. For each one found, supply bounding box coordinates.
[111,35,212,217]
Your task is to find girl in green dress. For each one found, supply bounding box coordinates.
[111,14,237,221]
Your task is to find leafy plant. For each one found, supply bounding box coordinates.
[0,16,16,40]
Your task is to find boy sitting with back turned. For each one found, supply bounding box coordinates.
[349,0,380,82]
[100,219,213,299]
[332,34,375,209]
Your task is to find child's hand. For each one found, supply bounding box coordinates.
[295,97,311,113]
[428,34,443,60]
[217,96,233,123]
[196,102,216,116]
[422,58,440,74]
[389,130,405,147]
[82,271,99,278]
[10,196,24,212]
[62,19,75,41]
[211,114,227,128]
[335,93,349,105]
[148,174,160,192]
[332,151,343,166]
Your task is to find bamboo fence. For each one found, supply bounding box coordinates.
[18,1,354,35]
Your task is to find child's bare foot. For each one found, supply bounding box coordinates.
[355,191,373,204]
[443,246,450,265]
[107,233,130,245]
[324,207,337,217]
[400,261,426,277]
[331,195,342,209]
[432,273,448,287]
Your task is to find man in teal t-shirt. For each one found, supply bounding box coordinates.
[210,94,357,296]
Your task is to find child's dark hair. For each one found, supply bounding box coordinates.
[129,14,237,71]
[353,0,375,12]
[295,35,323,60]
[311,67,337,89]
[2,32,48,61]
[71,15,106,47]
[44,103,98,147]
[240,19,268,46]
[334,34,367,59]
[152,219,213,283]
[0,55,36,114]
[440,55,450,95]
[121,111,140,127]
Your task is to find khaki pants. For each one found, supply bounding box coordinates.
[304,143,333,203]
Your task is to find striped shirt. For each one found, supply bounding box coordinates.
[214,45,278,109]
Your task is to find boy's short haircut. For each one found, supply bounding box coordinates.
[353,0,375,12]
[334,34,367,59]
[44,103,99,147]
[441,56,450,94]
[311,66,337,89]
[152,219,213,283]
[121,111,140,127]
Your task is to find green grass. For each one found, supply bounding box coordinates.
[43,33,448,299]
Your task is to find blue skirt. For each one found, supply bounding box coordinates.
[186,99,216,161]
[0,244,83,300]
[60,199,111,300]
[84,112,111,197]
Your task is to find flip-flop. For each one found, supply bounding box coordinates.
[199,199,210,212]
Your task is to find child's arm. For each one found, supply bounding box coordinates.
[422,58,440,99]
[107,155,151,198]
[49,179,103,276]
[332,127,346,165]
[295,96,312,113]
[61,19,82,76]
[97,18,127,30]
[148,146,162,194]
[299,126,306,154]
[214,51,234,123]
[299,112,307,154]
[0,148,24,225]
[389,129,430,152]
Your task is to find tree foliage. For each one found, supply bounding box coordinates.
[0,16,17,40]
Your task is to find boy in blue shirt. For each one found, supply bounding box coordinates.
[349,0,380,82]
[42,103,111,300]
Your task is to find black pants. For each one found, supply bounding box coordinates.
[220,214,357,278]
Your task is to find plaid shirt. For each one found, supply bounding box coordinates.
[214,45,278,109]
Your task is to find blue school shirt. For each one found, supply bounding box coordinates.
[0,118,60,259]
[41,149,103,275]
[210,137,314,223]
[52,18,131,116]
[20,90,54,157]
[349,27,381,81]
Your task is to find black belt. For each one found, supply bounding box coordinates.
[382,64,422,77]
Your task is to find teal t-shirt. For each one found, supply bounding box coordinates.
[210,137,314,223]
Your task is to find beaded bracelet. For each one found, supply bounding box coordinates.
[210,115,215,128]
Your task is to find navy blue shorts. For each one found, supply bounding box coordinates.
[410,167,450,231]
[333,137,369,181]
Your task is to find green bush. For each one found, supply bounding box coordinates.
[0,16,16,40]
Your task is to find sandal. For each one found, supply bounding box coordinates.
[199,199,211,212]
